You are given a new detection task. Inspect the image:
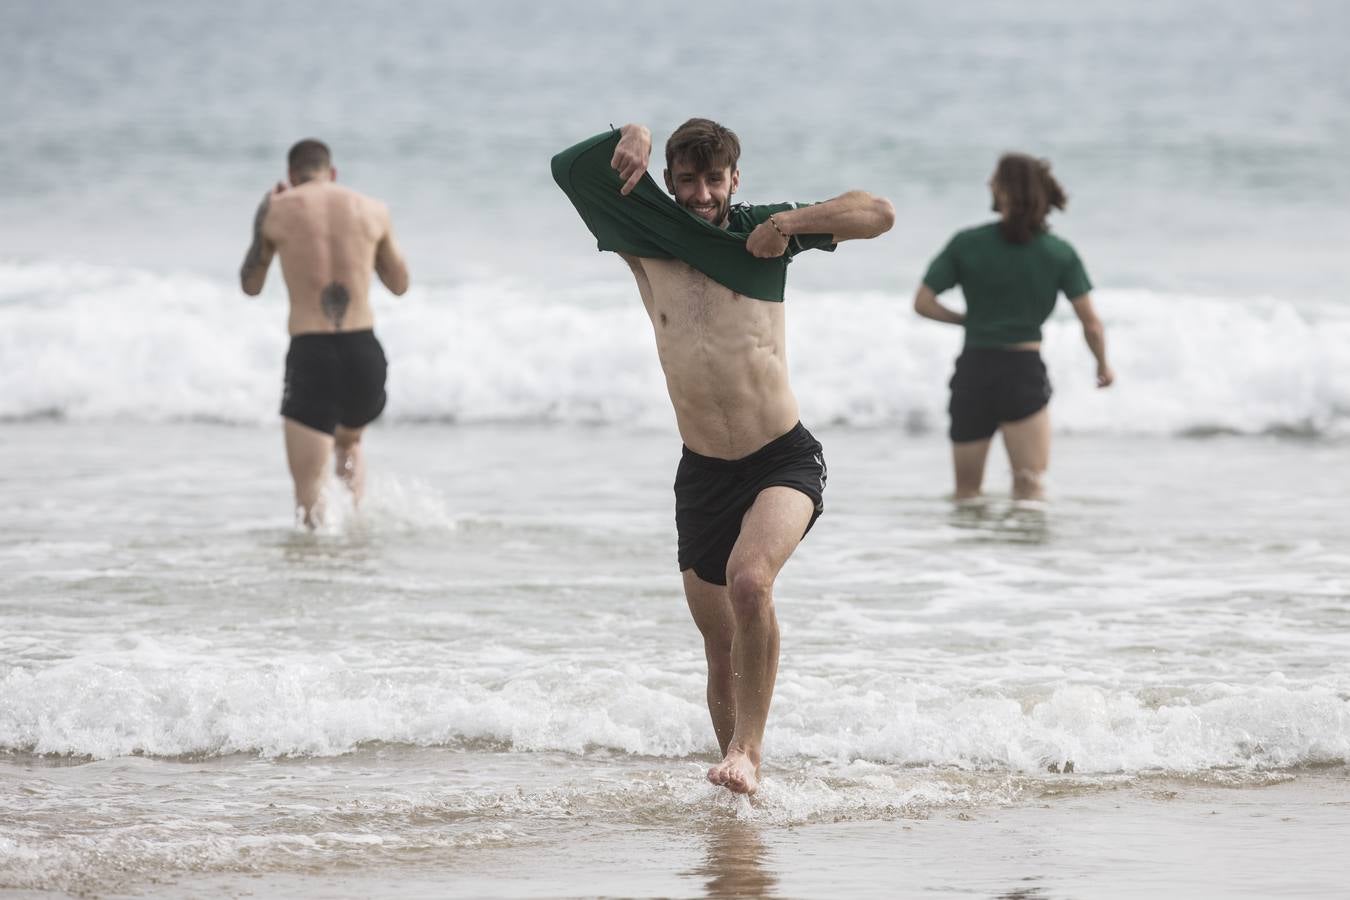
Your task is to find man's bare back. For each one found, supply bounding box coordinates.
[239,139,409,526]
[243,180,407,334]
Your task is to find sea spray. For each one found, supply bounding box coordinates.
[3,262,1347,435]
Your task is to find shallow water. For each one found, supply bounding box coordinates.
[2,424,1347,893]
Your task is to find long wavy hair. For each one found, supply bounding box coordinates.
[992,153,1067,244]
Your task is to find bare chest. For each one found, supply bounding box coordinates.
[639,258,779,337]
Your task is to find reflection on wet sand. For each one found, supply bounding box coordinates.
[687,821,778,899]
[681,822,1060,900]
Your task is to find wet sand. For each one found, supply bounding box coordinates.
[15,769,1341,899]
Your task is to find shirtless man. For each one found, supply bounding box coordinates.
[553,120,894,793]
[239,139,409,525]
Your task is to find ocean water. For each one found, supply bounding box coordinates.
[3,425,1348,894]
[3,0,1350,895]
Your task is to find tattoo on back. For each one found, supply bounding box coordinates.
[320,282,351,329]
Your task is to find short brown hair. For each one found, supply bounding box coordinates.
[993,153,1067,244]
[665,118,741,173]
[287,138,332,173]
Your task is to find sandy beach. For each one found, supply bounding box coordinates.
[7,768,1337,899]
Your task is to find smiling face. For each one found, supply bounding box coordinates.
[662,118,743,229]
[665,158,740,227]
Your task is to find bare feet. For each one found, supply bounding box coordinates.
[707,746,761,795]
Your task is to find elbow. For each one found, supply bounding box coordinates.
[239,276,262,297]
[913,285,935,317]
[872,196,896,237]
[845,192,894,238]
[383,269,410,296]
[550,151,571,189]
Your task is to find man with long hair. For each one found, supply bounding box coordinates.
[239,139,410,525]
[914,153,1113,500]
[553,120,894,793]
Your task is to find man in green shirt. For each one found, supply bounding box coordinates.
[554,120,894,794]
[914,152,1113,501]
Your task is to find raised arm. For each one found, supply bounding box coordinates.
[1069,293,1114,387]
[239,183,284,296]
[374,205,410,296]
[913,283,965,326]
[745,191,894,258]
[610,124,652,195]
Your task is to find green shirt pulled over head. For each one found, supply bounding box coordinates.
[923,222,1092,347]
[551,129,834,302]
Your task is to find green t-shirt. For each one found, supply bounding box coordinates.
[922,222,1093,347]
[551,129,834,302]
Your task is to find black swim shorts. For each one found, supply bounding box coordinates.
[674,422,827,586]
[280,330,388,435]
[948,348,1052,443]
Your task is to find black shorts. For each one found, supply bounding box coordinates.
[674,422,827,586]
[280,330,388,435]
[948,348,1052,443]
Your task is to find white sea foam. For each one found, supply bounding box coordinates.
[297,473,460,535]
[3,653,1345,774]
[3,260,1348,435]
[0,766,999,892]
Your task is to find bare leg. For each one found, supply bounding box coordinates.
[706,486,815,795]
[683,571,736,755]
[1001,407,1051,500]
[951,438,993,500]
[284,418,334,526]
[333,425,367,503]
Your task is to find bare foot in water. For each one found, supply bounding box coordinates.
[707,747,760,794]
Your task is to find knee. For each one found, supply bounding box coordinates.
[727,568,774,622]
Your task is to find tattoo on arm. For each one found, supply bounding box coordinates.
[320,282,350,329]
[240,196,271,279]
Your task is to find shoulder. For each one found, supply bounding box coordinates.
[367,193,391,218]
[727,203,756,230]
[958,221,1000,242]
[341,187,390,223]
[727,202,793,230]
[335,184,382,208]
[940,221,998,251]
[964,221,1002,241]
[1037,230,1080,260]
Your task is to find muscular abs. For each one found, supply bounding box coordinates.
[624,256,800,459]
